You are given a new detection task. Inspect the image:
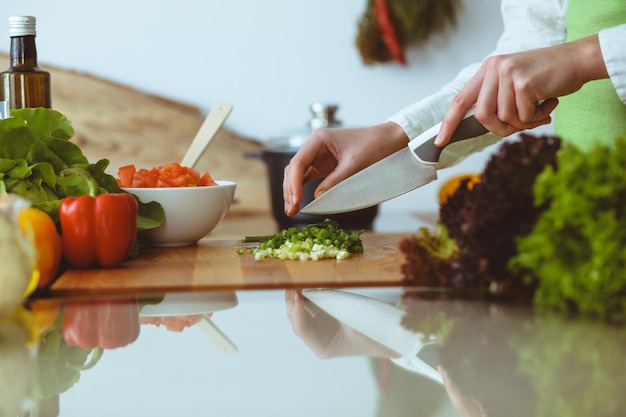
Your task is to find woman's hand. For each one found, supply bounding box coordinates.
[436,34,609,146]
[439,365,485,417]
[282,122,409,216]
[285,289,343,358]
[285,290,402,358]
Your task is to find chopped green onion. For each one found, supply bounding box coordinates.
[239,219,364,261]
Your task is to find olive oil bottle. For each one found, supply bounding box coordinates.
[0,16,51,117]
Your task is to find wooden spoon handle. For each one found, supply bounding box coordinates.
[181,103,233,169]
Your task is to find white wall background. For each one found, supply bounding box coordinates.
[2,1,547,223]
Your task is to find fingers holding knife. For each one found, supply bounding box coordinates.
[435,55,559,147]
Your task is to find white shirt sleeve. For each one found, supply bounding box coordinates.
[387,0,568,141]
[599,24,626,103]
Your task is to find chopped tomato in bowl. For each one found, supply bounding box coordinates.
[116,162,217,188]
[118,163,236,246]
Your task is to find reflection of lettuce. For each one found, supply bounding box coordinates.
[0,108,163,230]
[34,295,162,398]
[436,301,537,417]
[35,315,95,398]
[516,316,626,417]
[404,294,626,417]
[0,319,35,417]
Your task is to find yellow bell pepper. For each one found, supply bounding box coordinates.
[17,207,63,290]
[438,173,481,204]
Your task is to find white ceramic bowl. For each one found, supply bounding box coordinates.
[139,291,239,316]
[123,180,236,247]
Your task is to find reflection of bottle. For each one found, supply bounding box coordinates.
[0,16,51,115]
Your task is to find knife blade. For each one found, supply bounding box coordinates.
[302,289,443,384]
[300,111,488,214]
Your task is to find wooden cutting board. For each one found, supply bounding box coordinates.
[50,233,410,296]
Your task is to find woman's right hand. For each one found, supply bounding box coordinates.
[436,34,608,146]
[282,122,409,216]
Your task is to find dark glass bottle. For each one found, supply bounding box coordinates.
[0,16,51,115]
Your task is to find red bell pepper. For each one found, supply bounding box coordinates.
[62,297,140,350]
[59,193,138,268]
[374,0,407,65]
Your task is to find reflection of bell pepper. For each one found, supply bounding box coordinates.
[28,298,62,336]
[62,297,140,350]
[59,193,138,268]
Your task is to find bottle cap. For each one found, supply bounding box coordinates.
[8,16,36,37]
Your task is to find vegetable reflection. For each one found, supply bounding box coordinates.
[62,297,140,350]
[288,288,626,417]
[401,291,626,417]
[29,296,141,400]
[0,312,36,417]
[516,315,626,417]
[403,295,537,417]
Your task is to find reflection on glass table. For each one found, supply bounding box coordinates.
[293,288,626,417]
[7,288,626,417]
[14,291,388,416]
[16,291,240,417]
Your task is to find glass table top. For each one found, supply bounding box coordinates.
[9,287,626,417]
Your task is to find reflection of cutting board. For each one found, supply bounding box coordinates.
[51,233,409,296]
[0,54,270,216]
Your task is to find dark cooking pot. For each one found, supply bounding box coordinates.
[246,142,378,231]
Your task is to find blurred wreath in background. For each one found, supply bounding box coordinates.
[356,0,462,65]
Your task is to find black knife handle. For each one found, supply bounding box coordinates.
[414,115,488,164]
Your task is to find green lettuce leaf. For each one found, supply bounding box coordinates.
[510,133,626,321]
[0,108,163,231]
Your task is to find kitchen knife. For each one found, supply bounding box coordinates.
[302,289,443,384]
[300,111,488,214]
